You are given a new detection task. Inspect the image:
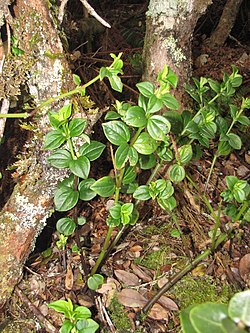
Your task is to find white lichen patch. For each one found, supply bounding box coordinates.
[163,35,186,65]
[14,192,49,231]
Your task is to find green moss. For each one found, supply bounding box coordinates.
[173,274,236,309]
[134,245,170,273]
[108,296,131,332]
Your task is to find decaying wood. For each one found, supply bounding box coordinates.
[0,0,96,310]
[205,0,243,48]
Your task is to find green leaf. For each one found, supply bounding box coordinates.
[44,130,66,150]
[47,149,72,168]
[87,274,104,290]
[169,164,185,183]
[159,180,174,199]
[222,317,247,333]
[115,143,130,169]
[128,147,138,166]
[54,185,79,211]
[100,67,110,80]
[56,217,76,236]
[76,318,99,333]
[227,133,242,150]
[136,81,155,97]
[237,115,250,126]
[77,217,87,225]
[48,299,73,317]
[243,208,250,222]
[229,104,238,119]
[139,154,157,170]
[133,132,158,155]
[157,65,178,89]
[164,111,183,134]
[102,121,130,145]
[108,75,123,92]
[226,176,239,191]
[124,106,147,127]
[106,216,121,227]
[178,144,193,164]
[69,118,87,137]
[73,74,81,85]
[147,95,163,113]
[147,115,171,141]
[122,166,137,184]
[157,196,176,211]
[161,93,180,110]
[105,111,121,120]
[78,179,96,201]
[217,140,231,156]
[121,202,134,215]
[58,104,72,121]
[73,305,92,320]
[60,320,74,333]
[109,203,121,219]
[69,156,90,179]
[208,79,220,93]
[180,305,197,333]
[79,141,105,161]
[190,303,228,333]
[133,185,151,200]
[90,176,115,197]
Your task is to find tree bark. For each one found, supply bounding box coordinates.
[0,0,74,310]
[205,0,243,47]
[143,0,212,102]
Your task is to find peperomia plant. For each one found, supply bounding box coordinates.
[48,299,99,333]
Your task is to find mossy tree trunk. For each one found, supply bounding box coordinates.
[143,0,212,102]
[0,0,75,310]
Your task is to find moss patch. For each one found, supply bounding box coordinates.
[173,274,236,309]
[108,296,131,333]
[134,245,170,273]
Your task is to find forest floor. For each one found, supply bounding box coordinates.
[1,1,250,332]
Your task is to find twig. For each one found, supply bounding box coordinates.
[96,296,116,333]
[15,286,57,333]
[79,0,111,28]
[58,0,69,24]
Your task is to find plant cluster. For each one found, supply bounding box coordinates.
[43,54,249,331]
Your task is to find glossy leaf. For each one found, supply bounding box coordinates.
[122,166,137,184]
[108,75,123,92]
[157,196,176,211]
[169,164,185,183]
[60,320,74,333]
[178,144,193,164]
[228,290,250,327]
[87,274,104,290]
[69,156,90,179]
[76,318,99,333]
[190,303,228,333]
[147,115,171,141]
[56,217,76,236]
[147,95,163,113]
[78,178,96,201]
[58,104,72,121]
[124,106,147,127]
[136,81,154,97]
[139,154,157,170]
[90,176,115,197]
[133,132,158,155]
[44,130,66,150]
[218,140,231,156]
[109,203,122,219]
[161,93,180,110]
[79,141,105,161]
[47,149,72,168]
[180,305,197,333]
[105,111,121,120]
[69,118,86,137]
[237,115,250,126]
[133,185,151,200]
[164,111,183,134]
[54,185,79,211]
[227,133,242,150]
[128,147,138,166]
[115,143,130,169]
[102,121,130,145]
[48,299,73,317]
[73,74,81,85]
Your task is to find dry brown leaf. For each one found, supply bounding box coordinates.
[148,303,169,321]
[65,262,74,290]
[77,294,94,307]
[158,276,169,289]
[97,278,119,294]
[239,253,250,285]
[114,270,140,286]
[129,245,143,252]
[158,295,178,311]
[131,263,152,283]
[117,289,148,308]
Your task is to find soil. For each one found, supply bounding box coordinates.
[0,0,249,332]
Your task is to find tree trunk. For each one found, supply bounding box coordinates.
[0,0,74,310]
[143,0,212,102]
[205,0,243,47]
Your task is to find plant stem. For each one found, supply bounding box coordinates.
[235,200,248,222]
[0,112,28,118]
[90,226,114,275]
[142,249,211,314]
[204,154,218,193]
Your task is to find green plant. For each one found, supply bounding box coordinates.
[180,289,250,333]
[48,299,99,333]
